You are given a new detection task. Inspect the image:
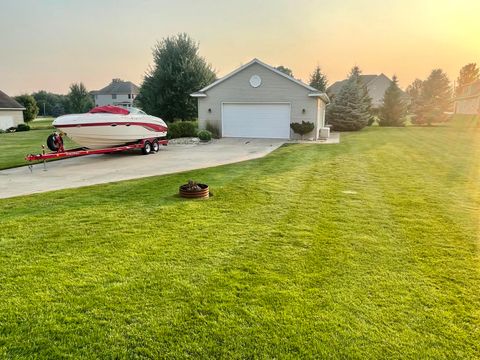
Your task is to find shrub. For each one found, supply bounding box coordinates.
[0,129,5,134]
[16,123,31,132]
[290,121,314,139]
[167,120,198,139]
[198,130,212,142]
[206,122,220,138]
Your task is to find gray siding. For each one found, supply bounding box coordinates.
[197,63,320,140]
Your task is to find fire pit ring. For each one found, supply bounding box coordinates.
[179,180,209,199]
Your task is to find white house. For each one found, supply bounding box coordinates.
[191,59,330,140]
[454,80,480,115]
[0,89,25,130]
[91,79,140,108]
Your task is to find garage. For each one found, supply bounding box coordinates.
[191,58,330,140]
[0,89,25,130]
[222,103,290,139]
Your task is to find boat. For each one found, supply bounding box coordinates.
[52,105,168,150]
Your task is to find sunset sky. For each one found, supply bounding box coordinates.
[1,0,479,95]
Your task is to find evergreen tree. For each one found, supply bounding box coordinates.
[309,66,328,92]
[14,94,39,122]
[66,83,94,113]
[138,33,216,121]
[405,78,423,114]
[456,63,479,95]
[378,75,407,126]
[326,66,373,131]
[413,69,452,125]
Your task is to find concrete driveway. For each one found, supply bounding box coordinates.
[0,138,285,199]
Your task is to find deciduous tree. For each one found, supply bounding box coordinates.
[275,65,294,77]
[14,94,39,122]
[66,83,94,114]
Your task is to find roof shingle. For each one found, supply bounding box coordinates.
[0,90,24,109]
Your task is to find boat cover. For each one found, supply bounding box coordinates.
[89,105,130,115]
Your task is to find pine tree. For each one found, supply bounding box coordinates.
[378,75,407,126]
[309,66,328,91]
[413,69,452,125]
[326,66,373,131]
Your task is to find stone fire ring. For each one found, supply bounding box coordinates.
[179,183,209,199]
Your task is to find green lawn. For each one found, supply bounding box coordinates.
[30,117,55,130]
[0,123,479,358]
[0,128,77,169]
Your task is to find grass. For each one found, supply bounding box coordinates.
[30,117,55,130]
[0,121,479,358]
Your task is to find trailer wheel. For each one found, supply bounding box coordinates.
[47,134,59,151]
[142,141,152,155]
[152,140,159,153]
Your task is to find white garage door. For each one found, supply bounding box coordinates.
[222,103,291,139]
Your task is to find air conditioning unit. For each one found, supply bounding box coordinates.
[319,127,330,139]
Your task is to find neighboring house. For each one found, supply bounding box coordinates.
[91,79,140,108]
[0,89,25,130]
[191,58,330,140]
[454,80,480,115]
[328,74,406,108]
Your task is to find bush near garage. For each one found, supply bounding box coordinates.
[197,130,212,142]
[167,120,198,139]
[16,124,31,132]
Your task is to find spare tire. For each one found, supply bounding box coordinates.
[47,133,59,151]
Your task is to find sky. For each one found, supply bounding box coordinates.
[1,0,479,95]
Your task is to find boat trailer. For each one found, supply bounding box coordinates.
[25,136,168,172]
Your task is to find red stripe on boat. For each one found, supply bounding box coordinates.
[55,122,168,132]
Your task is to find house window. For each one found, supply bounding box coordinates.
[128,94,132,99]
[112,94,117,99]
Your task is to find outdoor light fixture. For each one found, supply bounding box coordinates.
[302,109,306,114]
[208,108,212,113]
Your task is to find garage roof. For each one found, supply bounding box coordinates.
[0,90,25,110]
[191,58,330,104]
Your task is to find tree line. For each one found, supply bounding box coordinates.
[15,83,94,122]
[15,32,479,131]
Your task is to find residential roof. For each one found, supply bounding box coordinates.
[92,79,140,95]
[191,58,330,104]
[0,89,25,109]
[455,79,480,100]
[327,75,378,95]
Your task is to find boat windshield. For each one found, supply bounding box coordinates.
[129,107,147,115]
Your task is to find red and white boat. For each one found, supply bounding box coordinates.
[52,105,168,149]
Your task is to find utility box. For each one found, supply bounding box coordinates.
[319,127,330,139]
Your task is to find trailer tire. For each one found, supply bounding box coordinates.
[142,141,152,155]
[152,140,159,153]
[47,134,59,151]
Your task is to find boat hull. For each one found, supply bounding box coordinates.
[53,113,168,149]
